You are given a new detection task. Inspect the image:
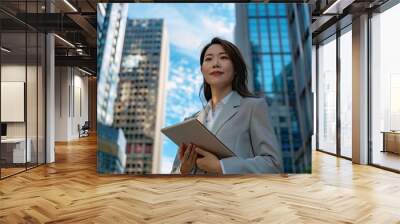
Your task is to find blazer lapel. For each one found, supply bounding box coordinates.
[196,105,208,125]
[211,91,242,135]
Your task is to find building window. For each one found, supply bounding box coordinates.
[339,28,352,158]
[371,4,400,171]
[317,36,337,154]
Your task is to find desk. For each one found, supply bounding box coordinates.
[381,131,400,154]
[1,138,31,163]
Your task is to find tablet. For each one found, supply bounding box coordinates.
[161,118,235,159]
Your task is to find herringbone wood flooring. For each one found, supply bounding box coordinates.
[0,135,399,223]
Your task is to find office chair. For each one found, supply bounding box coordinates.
[79,121,90,138]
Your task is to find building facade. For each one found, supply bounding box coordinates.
[113,19,169,174]
[97,123,127,174]
[97,3,128,126]
[235,3,313,173]
[96,3,128,174]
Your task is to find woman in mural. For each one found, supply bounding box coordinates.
[171,37,282,174]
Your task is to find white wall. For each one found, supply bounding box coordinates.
[1,65,25,133]
[72,72,89,138]
[1,65,35,138]
[1,63,46,164]
[54,67,89,141]
[55,66,69,141]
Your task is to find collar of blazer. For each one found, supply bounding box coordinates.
[197,91,242,135]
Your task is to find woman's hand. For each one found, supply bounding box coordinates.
[195,147,223,174]
[178,143,197,175]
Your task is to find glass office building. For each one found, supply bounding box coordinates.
[235,3,312,173]
[97,3,128,126]
[113,19,168,174]
[97,122,126,174]
[97,3,128,174]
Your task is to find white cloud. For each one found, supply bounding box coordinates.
[165,57,204,123]
[160,156,175,174]
[166,81,177,91]
[129,4,235,57]
[209,3,235,12]
[200,16,234,41]
[221,3,235,11]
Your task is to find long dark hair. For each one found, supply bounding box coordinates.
[199,37,254,102]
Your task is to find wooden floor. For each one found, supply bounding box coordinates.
[0,167,26,178]
[1,163,45,178]
[0,135,400,223]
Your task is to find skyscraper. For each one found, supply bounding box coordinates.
[235,3,312,173]
[97,3,128,174]
[113,19,169,174]
[97,3,128,126]
[97,123,127,174]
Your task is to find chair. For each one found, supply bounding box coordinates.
[79,121,90,138]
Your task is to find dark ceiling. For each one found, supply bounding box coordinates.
[0,0,396,75]
[0,0,97,75]
[309,0,390,43]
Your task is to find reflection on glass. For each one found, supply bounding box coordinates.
[1,32,27,177]
[247,3,312,172]
[371,3,400,171]
[258,4,266,16]
[318,37,337,154]
[248,4,256,16]
[0,0,47,179]
[390,75,400,130]
[340,30,352,158]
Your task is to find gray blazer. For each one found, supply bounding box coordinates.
[171,91,283,174]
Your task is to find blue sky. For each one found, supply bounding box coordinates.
[128,3,236,173]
